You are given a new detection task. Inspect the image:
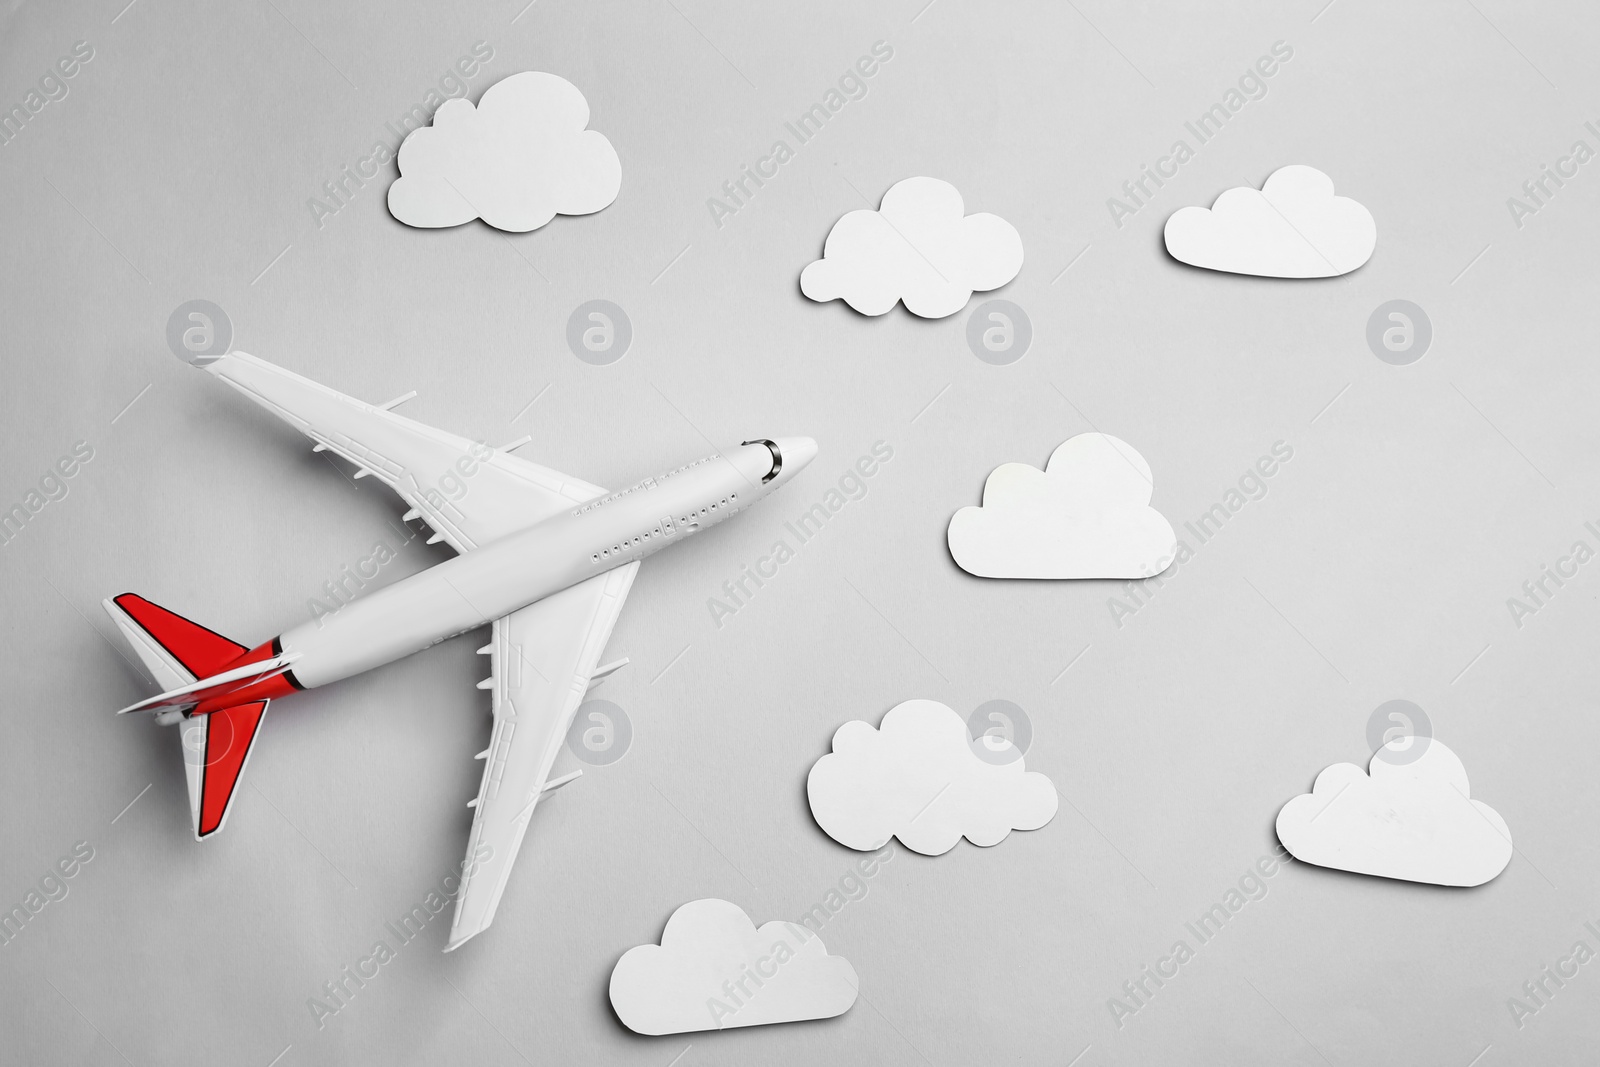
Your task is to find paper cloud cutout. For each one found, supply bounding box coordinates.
[387,71,620,233]
[1275,738,1512,887]
[609,898,858,1035]
[800,176,1023,318]
[946,432,1177,579]
[1163,165,1375,278]
[807,699,1057,856]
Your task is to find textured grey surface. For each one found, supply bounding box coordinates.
[3,1,1599,1064]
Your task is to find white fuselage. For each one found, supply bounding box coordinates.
[278,440,802,688]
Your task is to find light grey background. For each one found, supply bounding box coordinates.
[3,0,1598,1064]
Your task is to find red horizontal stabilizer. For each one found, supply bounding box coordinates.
[199,700,269,837]
[112,593,247,679]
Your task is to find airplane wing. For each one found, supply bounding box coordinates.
[206,352,607,550]
[446,560,639,951]
[201,352,636,941]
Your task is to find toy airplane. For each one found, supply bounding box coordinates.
[103,352,816,951]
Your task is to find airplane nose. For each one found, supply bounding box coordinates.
[772,437,817,476]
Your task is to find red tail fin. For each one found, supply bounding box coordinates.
[112,593,247,678]
[195,701,268,837]
[106,594,273,839]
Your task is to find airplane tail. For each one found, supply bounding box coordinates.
[102,594,273,839]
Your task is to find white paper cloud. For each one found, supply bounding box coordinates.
[946,433,1177,579]
[800,176,1023,318]
[1275,738,1512,887]
[387,71,620,233]
[1163,165,1375,278]
[609,898,858,1035]
[807,699,1057,856]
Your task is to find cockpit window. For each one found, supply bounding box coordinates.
[741,439,782,483]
